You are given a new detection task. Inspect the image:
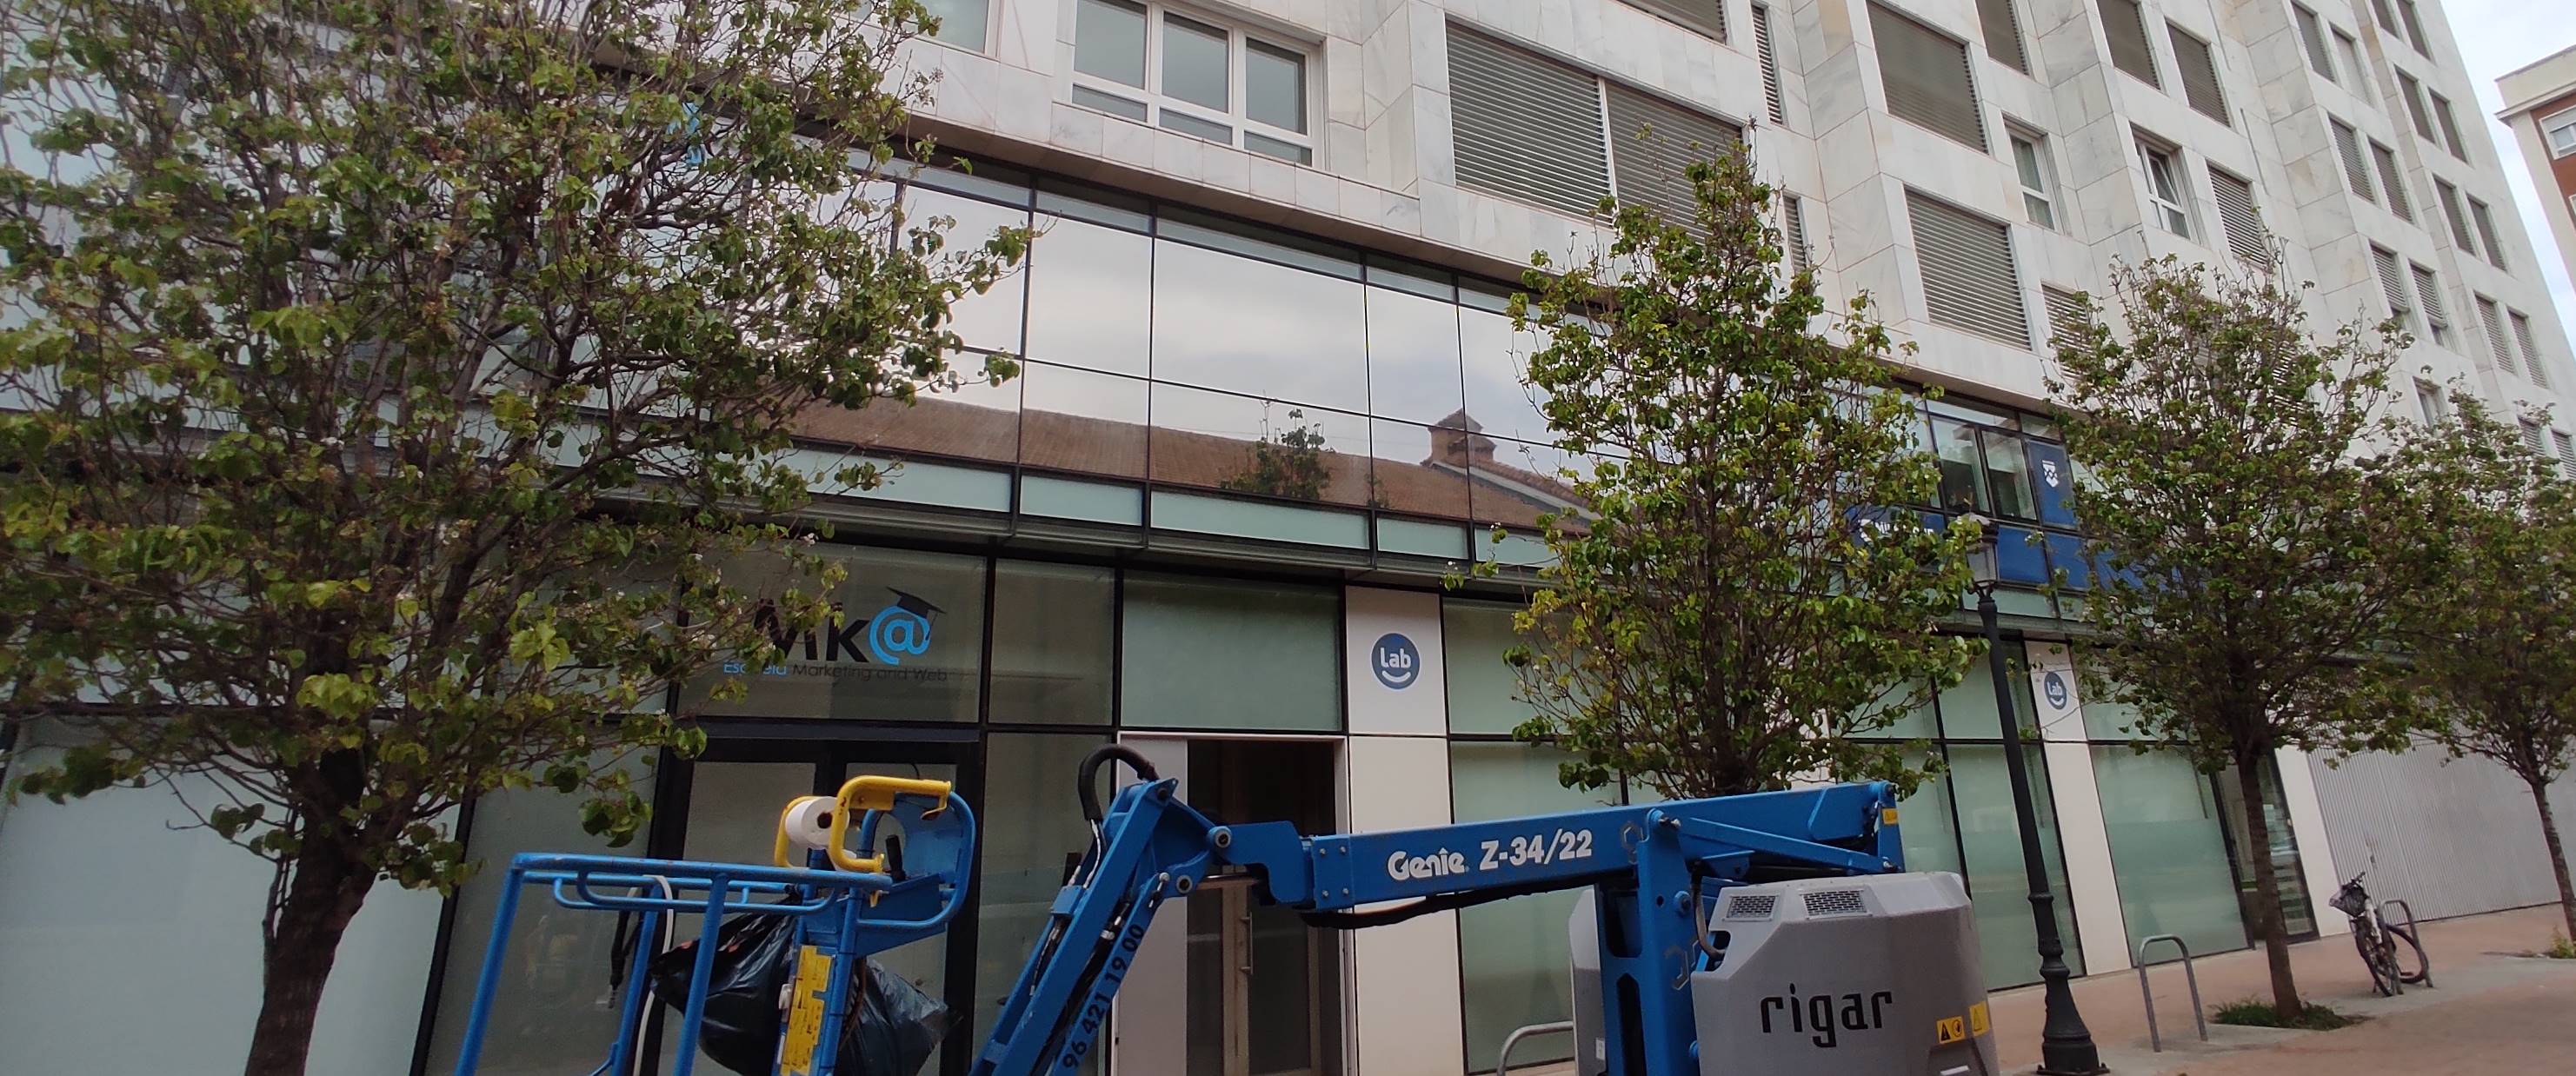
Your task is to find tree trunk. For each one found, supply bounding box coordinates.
[2235,760,2303,1017]
[2529,775,2576,942]
[243,836,376,1076]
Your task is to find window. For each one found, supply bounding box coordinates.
[2413,379,2446,424]
[2332,118,2375,202]
[2368,0,2399,36]
[1605,83,1748,224]
[2011,128,2058,229]
[1445,25,1611,216]
[1070,0,1314,163]
[988,561,1115,724]
[1120,574,1339,730]
[2369,141,2411,220]
[922,0,991,50]
[2513,310,2552,388]
[2101,0,2160,87]
[2396,0,2429,56]
[2042,284,2090,349]
[692,545,990,721]
[2333,31,2367,100]
[1623,0,1727,41]
[2554,431,2576,478]
[2372,245,2413,329]
[2293,5,2333,79]
[1452,741,1621,1070]
[1754,4,1787,123]
[1150,219,1366,413]
[2519,419,2547,455]
[2093,748,2251,960]
[2435,179,2476,254]
[2430,92,2466,159]
[2398,71,2434,140]
[2547,107,2576,157]
[2168,23,2229,123]
[2136,135,2191,237]
[1783,196,1815,275]
[2470,198,2508,269]
[1871,3,1987,150]
[1907,190,2031,348]
[2476,296,2511,371]
[1977,0,2030,75]
[2410,262,2451,347]
[2209,168,2270,268]
[1933,416,1991,511]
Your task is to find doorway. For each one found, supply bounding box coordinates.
[2213,759,2320,941]
[646,734,980,1076]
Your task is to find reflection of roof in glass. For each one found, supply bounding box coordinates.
[793,395,1586,529]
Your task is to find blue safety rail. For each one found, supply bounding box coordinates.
[450,786,975,1076]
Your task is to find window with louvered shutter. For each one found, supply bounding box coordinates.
[1977,0,2029,74]
[2370,142,2411,219]
[2513,311,2551,388]
[1870,4,1987,150]
[2101,0,2160,87]
[2041,285,2090,349]
[1754,4,1787,123]
[2520,420,2547,454]
[2411,263,2451,344]
[1783,195,1814,275]
[2477,296,2511,369]
[2332,119,2374,202]
[1447,25,1612,217]
[2431,94,2466,159]
[1605,83,1746,225]
[2372,245,2413,328]
[2293,6,2334,79]
[2553,431,2576,478]
[1907,190,2028,347]
[2436,181,2476,253]
[1624,0,1727,42]
[2209,169,2269,267]
[2168,25,2228,123]
[2471,199,2507,269]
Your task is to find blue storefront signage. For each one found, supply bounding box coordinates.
[2041,670,2071,711]
[2027,441,2077,528]
[1371,633,1421,690]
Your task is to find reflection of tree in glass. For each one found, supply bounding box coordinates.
[1221,405,1333,501]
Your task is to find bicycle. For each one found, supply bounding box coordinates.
[2328,871,2429,996]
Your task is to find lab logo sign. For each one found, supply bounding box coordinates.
[1371,633,1421,690]
[2041,670,2071,710]
[2040,458,2062,488]
[729,587,945,674]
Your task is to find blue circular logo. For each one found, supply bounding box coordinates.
[1371,633,1421,690]
[2041,670,2071,709]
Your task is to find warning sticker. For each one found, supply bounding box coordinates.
[1969,1001,1991,1036]
[780,946,834,1076]
[1935,1016,1967,1045]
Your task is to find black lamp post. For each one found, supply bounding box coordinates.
[1960,513,2105,1074]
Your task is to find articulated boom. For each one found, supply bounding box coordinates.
[970,747,1903,1076]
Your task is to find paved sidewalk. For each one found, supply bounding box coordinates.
[1987,903,2576,1073]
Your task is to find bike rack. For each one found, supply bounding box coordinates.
[2381,898,2432,987]
[1494,1020,1574,1076]
[2134,934,2207,1053]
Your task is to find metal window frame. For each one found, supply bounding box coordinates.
[1068,0,1320,164]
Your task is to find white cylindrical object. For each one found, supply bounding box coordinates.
[782,795,836,854]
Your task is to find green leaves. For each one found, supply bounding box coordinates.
[1504,152,1974,800]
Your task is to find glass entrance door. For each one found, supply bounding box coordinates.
[1179,741,1342,1076]
[649,735,977,1076]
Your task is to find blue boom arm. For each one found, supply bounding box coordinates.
[971,748,1903,1076]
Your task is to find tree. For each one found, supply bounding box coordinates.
[2048,258,2440,1017]
[2404,396,2576,940]
[1501,151,1980,800]
[0,0,1022,1072]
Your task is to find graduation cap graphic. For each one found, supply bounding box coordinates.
[884,588,945,619]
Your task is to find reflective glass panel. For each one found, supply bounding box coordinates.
[1026,214,1151,376]
[2215,761,2318,936]
[1457,306,1553,442]
[1019,361,1148,479]
[1364,285,1466,425]
[1468,436,1595,532]
[902,188,1028,355]
[1368,418,1470,519]
[1074,0,1148,87]
[989,561,1115,725]
[2093,747,2249,957]
[1148,382,1372,506]
[1151,239,1367,411]
[1443,599,1533,734]
[689,546,987,721]
[921,0,989,49]
[1120,574,1340,730]
[1248,39,1307,132]
[1162,14,1229,111]
[1865,681,1940,739]
[1946,745,2085,987]
[976,734,1113,1046]
[1898,755,1964,875]
[1452,742,1621,1072]
[1981,429,2035,519]
[794,372,1020,468]
[1933,417,1988,513]
[1160,110,1232,143]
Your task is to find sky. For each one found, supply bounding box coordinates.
[2449,0,2576,333]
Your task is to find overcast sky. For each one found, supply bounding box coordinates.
[2447,0,2576,332]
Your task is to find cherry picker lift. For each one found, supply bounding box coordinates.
[451,746,2000,1076]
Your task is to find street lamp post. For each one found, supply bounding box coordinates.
[1960,514,2105,1075]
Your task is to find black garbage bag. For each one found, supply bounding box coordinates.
[649,911,952,1076]
[649,912,797,1075]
